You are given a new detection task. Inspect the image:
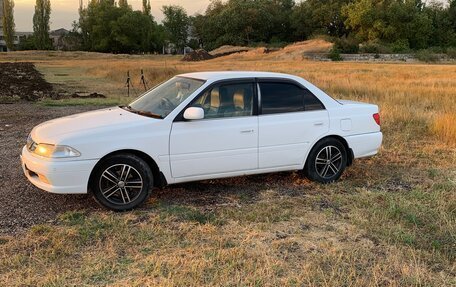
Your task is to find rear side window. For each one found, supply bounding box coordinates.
[303,89,325,111]
[260,82,324,114]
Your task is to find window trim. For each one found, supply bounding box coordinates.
[173,78,258,122]
[257,78,326,115]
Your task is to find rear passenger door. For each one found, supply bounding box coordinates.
[258,80,329,169]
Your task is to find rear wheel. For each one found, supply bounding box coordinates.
[90,154,153,211]
[304,138,347,183]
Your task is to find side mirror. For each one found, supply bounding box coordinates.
[183,107,204,120]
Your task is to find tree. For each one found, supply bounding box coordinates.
[118,0,129,8]
[191,0,286,50]
[342,0,432,49]
[291,0,350,41]
[77,0,163,53]
[33,0,52,50]
[2,0,15,50]
[450,0,456,31]
[162,5,189,52]
[142,0,151,16]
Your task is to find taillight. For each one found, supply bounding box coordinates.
[373,113,380,126]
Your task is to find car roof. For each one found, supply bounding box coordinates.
[177,71,298,81]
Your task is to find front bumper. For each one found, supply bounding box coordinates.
[20,146,98,194]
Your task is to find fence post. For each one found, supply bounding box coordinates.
[140,69,147,91]
[125,71,130,97]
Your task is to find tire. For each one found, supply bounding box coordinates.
[90,154,153,211]
[304,138,348,184]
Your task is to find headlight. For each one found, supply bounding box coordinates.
[27,135,81,158]
[33,143,81,158]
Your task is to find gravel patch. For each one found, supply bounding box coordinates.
[0,103,102,235]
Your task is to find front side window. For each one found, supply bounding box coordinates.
[191,82,254,119]
[260,82,324,115]
[127,77,205,118]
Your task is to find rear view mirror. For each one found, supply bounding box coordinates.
[183,107,204,120]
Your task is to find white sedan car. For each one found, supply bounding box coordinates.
[21,71,382,210]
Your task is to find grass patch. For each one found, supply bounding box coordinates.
[340,187,456,262]
[59,211,87,226]
[432,113,456,146]
[157,204,222,225]
[219,199,298,223]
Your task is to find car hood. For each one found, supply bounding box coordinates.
[31,107,154,144]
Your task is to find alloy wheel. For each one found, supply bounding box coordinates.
[99,164,144,205]
[314,145,343,179]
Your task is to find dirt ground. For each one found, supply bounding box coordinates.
[0,63,53,101]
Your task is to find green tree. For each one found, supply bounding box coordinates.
[33,0,52,50]
[424,1,456,47]
[191,0,288,50]
[118,0,128,8]
[291,0,350,40]
[342,0,432,49]
[450,0,456,31]
[77,0,162,53]
[162,5,189,52]
[190,1,225,50]
[2,0,15,50]
[142,0,151,15]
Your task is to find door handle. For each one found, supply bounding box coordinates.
[240,129,254,134]
[314,122,324,126]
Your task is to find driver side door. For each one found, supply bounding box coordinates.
[169,80,258,180]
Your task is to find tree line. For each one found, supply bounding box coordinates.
[193,0,456,52]
[2,0,456,53]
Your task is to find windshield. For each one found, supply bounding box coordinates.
[127,76,205,118]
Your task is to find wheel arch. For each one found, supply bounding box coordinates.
[304,135,353,170]
[87,149,167,192]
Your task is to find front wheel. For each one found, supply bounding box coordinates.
[304,138,347,183]
[90,154,153,211]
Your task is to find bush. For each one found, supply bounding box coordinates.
[328,48,343,61]
[360,42,380,53]
[415,50,439,62]
[333,37,359,54]
[390,39,410,53]
[266,37,288,49]
[17,36,36,50]
[446,47,456,59]
[309,34,334,42]
[360,41,392,54]
[425,46,445,53]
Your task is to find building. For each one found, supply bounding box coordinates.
[49,28,70,50]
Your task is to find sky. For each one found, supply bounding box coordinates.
[13,0,211,32]
[12,0,448,32]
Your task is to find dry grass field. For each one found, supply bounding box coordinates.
[0,48,455,286]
